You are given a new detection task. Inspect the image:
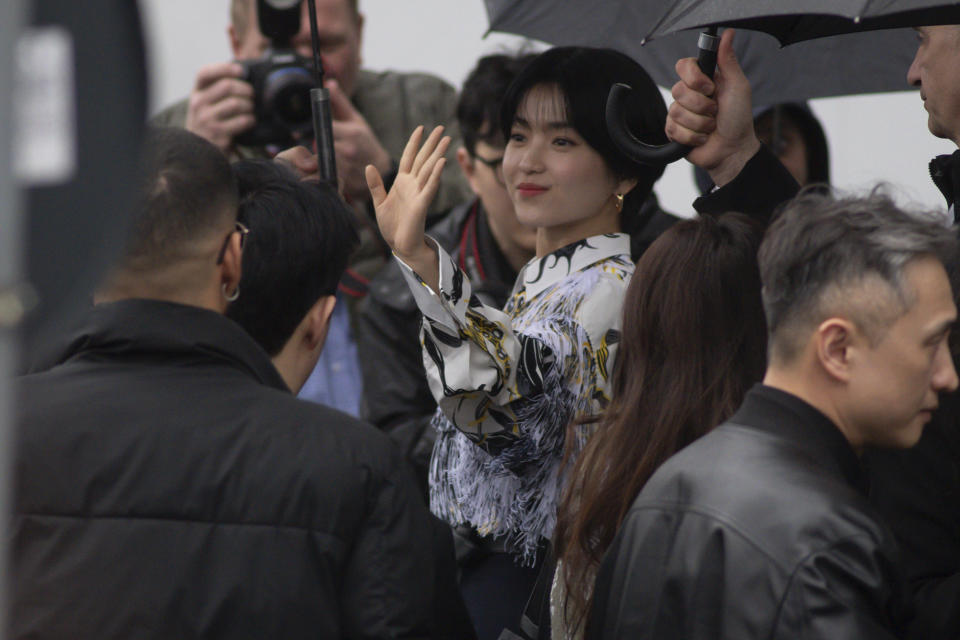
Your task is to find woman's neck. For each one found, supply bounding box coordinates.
[535,207,621,258]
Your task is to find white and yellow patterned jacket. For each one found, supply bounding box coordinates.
[397,233,633,561]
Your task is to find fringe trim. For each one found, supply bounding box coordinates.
[429,268,607,564]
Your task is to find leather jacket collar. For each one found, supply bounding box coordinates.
[929,148,960,219]
[730,384,868,495]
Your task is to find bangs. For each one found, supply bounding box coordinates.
[513,83,572,129]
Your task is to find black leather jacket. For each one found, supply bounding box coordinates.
[587,385,907,640]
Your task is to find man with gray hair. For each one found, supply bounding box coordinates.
[587,191,958,639]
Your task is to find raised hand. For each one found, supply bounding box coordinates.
[666,29,761,187]
[366,125,450,289]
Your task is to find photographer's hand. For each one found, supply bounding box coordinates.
[366,125,449,292]
[185,62,255,155]
[328,80,392,205]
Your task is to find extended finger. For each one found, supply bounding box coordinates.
[411,126,445,176]
[671,81,717,118]
[195,62,245,91]
[665,115,709,147]
[667,101,716,136]
[194,77,254,110]
[420,157,447,204]
[675,58,716,97]
[398,125,425,175]
[365,164,387,207]
[326,79,357,121]
[209,95,254,122]
[218,112,257,138]
[417,136,451,190]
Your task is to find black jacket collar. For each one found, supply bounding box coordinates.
[34,298,288,392]
[730,384,868,495]
[929,148,960,217]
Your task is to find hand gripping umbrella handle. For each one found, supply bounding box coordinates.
[606,28,720,166]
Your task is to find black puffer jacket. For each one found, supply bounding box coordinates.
[587,386,907,639]
[12,299,472,640]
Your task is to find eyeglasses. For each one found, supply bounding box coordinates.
[215,221,250,265]
[473,153,505,186]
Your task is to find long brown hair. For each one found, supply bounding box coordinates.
[554,213,768,632]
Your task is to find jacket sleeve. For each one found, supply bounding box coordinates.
[356,271,438,491]
[394,241,611,460]
[772,534,903,639]
[866,404,960,640]
[693,145,800,225]
[338,448,474,640]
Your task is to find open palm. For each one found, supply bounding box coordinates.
[366,125,451,261]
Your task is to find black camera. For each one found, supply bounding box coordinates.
[235,0,314,148]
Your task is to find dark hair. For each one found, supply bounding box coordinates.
[123,127,238,270]
[759,188,957,362]
[554,213,767,633]
[457,52,537,155]
[225,160,359,356]
[499,46,668,215]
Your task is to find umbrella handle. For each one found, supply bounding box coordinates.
[606,29,719,166]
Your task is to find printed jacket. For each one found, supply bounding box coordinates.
[398,233,633,561]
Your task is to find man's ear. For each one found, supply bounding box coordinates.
[305,295,337,351]
[815,317,856,383]
[456,147,481,196]
[218,230,244,311]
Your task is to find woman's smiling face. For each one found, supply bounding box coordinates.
[503,84,633,234]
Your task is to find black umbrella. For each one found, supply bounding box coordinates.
[485,0,924,163]
[645,1,960,46]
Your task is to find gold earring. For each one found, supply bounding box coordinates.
[614,193,624,213]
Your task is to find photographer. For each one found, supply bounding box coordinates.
[152,0,468,216]
[153,0,470,415]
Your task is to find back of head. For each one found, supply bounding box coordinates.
[457,52,538,152]
[225,160,359,356]
[556,213,767,633]
[112,127,238,280]
[759,188,957,366]
[499,46,668,209]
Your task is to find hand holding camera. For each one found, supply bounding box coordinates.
[185,62,256,154]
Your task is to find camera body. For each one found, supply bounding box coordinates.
[234,0,314,148]
[236,49,314,148]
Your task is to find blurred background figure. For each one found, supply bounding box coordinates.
[152,0,472,417]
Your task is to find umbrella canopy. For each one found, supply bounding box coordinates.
[645,1,960,45]
[484,0,921,107]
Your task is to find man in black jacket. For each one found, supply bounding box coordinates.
[587,190,959,639]
[864,25,960,640]
[12,127,469,639]
[667,27,960,638]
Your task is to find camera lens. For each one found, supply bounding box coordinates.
[263,67,313,128]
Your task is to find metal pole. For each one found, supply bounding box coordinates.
[0,0,27,637]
